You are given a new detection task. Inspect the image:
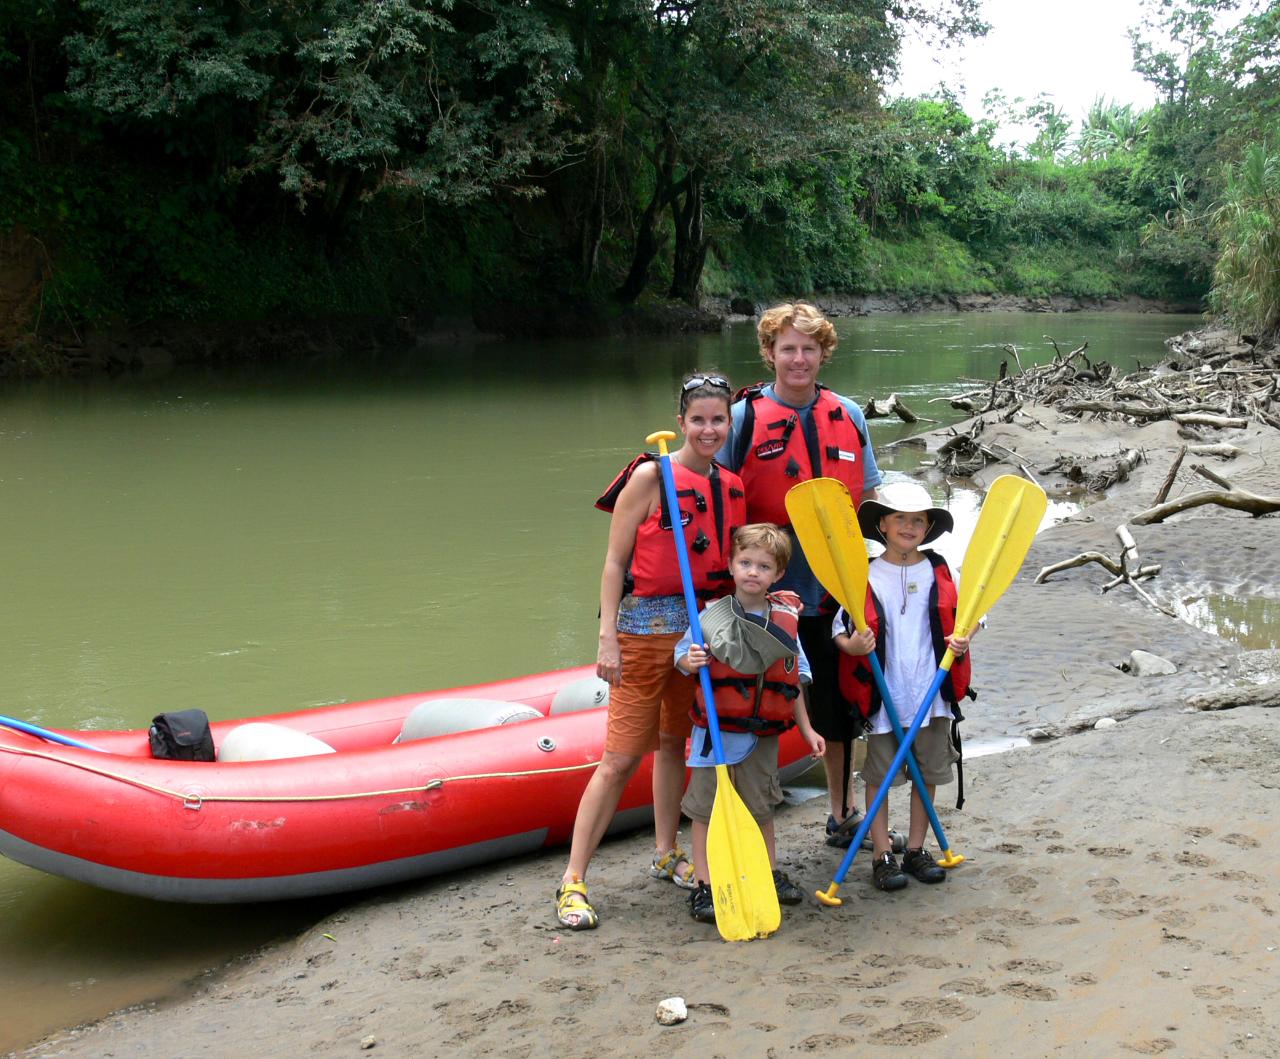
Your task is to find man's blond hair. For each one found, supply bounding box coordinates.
[757,302,837,367]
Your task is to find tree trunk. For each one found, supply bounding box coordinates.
[668,167,708,305]
[616,135,675,304]
[579,144,606,285]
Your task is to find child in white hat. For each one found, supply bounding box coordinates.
[832,482,974,893]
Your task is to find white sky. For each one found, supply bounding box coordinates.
[893,0,1159,142]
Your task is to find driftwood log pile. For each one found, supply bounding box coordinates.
[931,333,1280,613]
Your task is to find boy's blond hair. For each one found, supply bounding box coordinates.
[757,302,837,367]
[732,523,792,569]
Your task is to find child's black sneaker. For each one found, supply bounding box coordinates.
[902,847,947,884]
[773,869,804,905]
[871,851,908,892]
[689,881,716,923]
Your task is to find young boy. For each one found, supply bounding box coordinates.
[832,482,973,893]
[675,523,826,924]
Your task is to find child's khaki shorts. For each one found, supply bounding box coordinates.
[862,717,957,788]
[681,734,782,824]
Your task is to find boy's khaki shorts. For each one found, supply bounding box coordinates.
[862,717,957,789]
[604,631,695,756]
[681,734,781,824]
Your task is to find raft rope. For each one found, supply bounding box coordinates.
[0,741,602,808]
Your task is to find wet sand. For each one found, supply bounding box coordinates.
[17,408,1280,1057]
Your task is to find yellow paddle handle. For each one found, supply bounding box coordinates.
[646,430,676,456]
[815,883,843,907]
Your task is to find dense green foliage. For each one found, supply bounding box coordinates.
[3,0,1277,356]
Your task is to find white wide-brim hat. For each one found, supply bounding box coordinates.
[857,481,953,546]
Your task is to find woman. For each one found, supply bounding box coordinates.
[717,302,882,847]
[555,373,746,930]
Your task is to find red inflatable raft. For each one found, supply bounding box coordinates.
[0,666,814,903]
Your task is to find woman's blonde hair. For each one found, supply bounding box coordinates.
[757,302,837,367]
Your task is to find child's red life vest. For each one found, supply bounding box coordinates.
[694,591,803,735]
[836,551,972,719]
[731,384,867,525]
[596,454,746,599]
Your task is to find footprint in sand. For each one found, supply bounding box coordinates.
[838,1012,880,1027]
[1174,850,1215,867]
[796,1033,857,1052]
[978,928,1014,948]
[1068,973,1098,985]
[1121,1038,1176,1054]
[1212,869,1260,883]
[1002,958,1063,975]
[1184,825,1213,838]
[1192,984,1233,999]
[1006,875,1038,893]
[1046,844,1069,854]
[1155,909,1193,927]
[868,1022,947,1046]
[902,995,977,1022]
[1088,845,1132,857]
[1221,832,1260,848]
[999,980,1059,1001]
[787,992,840,1012]
[940,976,994,997]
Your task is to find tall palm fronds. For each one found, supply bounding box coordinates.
[1075,98,1150,162]
[1209,141,1280,334]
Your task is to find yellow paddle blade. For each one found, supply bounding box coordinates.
[706,765,780,941]
[955,475,1047,636]
[784,478,871,627]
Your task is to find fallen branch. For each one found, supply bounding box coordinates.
[1189,682,1280,711]
[1152,445,1187,507]
[1130,481,1280,525]
[1035,523,1169,614]
[863,393,933,424]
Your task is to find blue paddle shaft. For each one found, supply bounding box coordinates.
[867,653,951,852]
[831,663,950,883]
[0,715,105,752]
[654,450,729,767]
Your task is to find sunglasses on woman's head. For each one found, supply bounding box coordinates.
[682,374,730,392]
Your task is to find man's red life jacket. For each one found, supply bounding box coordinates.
[731,384,867,525]
[693,591,803,735]
[836,551,972,719]
[596,454,746,599]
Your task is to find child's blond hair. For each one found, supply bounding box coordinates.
[732,523,792,569]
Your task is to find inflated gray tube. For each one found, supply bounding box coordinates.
[394,699,542,743]
[548,676,610,715]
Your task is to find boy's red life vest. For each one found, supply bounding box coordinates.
[836,551,972,719]
[596,454,746,599]
[731,384,867,525]
[693,591,803,735]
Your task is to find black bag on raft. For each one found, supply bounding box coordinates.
[149,709,216,762]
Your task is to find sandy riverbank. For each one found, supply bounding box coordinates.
[17,355,1280,1058]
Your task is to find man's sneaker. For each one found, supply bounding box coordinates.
[902,847,947,884]
[871,851,908,892]
[825,810,864,848]
[773,869,804,905]
[689,881,716,924]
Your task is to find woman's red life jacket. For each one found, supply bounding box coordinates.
[693,591,804,735]
[596,454,746,599]
[731,384,867,525]
[835,551,972,719]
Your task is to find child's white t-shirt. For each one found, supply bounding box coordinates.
[837,556,954,734]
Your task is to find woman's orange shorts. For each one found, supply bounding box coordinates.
[604,631,695,756]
